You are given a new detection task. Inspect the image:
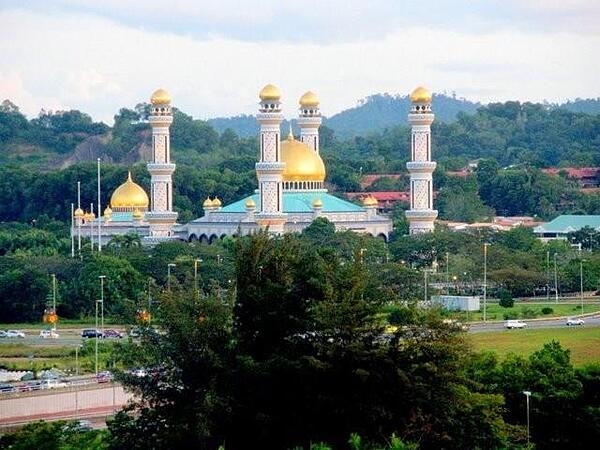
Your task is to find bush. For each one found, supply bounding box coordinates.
[498,288,514,308]
[541,307,554,315]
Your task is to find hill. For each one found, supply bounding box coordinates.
[208,92,480,138]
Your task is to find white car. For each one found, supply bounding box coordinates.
[6,330,25,338]
[504,320,527,329]
[40,329,60,339]
[566,317,585,326]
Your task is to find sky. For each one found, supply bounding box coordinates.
[1,0,599,124]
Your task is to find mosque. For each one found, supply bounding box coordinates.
[71,84,437,248]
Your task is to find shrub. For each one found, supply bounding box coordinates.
[541,307,554,315]
[498,288,514,308]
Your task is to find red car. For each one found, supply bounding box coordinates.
[103,329,123,339]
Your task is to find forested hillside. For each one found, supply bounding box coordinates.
[1,97,600,225]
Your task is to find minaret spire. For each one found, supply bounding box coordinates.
[405,86,438,234]
[298,91,321,154]
[255,84,286,234]
[146,88,178,240]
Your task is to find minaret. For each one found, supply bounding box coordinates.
[146,88,178,238]
[405,86,438,234]
[298,91,321,153]
[255,84,286,234]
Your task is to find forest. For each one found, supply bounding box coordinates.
[1,97,600,227]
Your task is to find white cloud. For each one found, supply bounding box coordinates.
[0,8,598,125]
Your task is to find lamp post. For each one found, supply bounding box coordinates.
[95,299,100,375]
[523,390,532,445]
[194,259,202,299]
[446,252,450,295]
[553,253,558,303]
[168,263,176,292]
[99,275,106,337]
[483,243,489,322]
[580,259,584,317]
[51,274,57,331]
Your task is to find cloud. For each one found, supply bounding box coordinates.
[0,8,598,125]
[4,0,599,44]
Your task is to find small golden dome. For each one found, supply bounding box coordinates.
[150,88,171,105]
[299,91,319,108]
[245,198,256,208]
[110,172,149,209]
[281,134,326,182]
[85,211,96,220]
[132,208,143,219]
[410,86,432,103]
[363,195,378,206]
[203,197,214,208]
[74,207,84,217]
[312,198,323,208]
[259,84,281,101]
[213,197,222,207]
[103,205,112,216]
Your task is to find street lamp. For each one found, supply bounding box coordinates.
[483,243,489,322]
[523,390,532,445]
[194,259,202,299]
[553,253,558,303]
[580,259,584,317]
[168,263,176,292]
[359,248,367,264]
[51,274,57,331]
[99,275,106,336]
[95,299,101,375]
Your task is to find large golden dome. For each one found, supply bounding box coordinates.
[410,86,432,103]
[281,133,326,182]
[110,172,149,210]
[150,88,171,105]
[259,84,281,101]
[299,91,319,108]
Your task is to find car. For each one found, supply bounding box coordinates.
[0,383,16,393]
[128,327,141,338]
[0,330,7,338]
[6,330,25,338]
[504,320,527,329]
[566,317,585,326]
[81,329,103,338]
[96,371,114,383]
[41,379,67,389]
[39,329,60,339]
[103,329,123,339]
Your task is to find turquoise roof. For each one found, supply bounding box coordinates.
[219,192,364,214]
[534,215,600,234]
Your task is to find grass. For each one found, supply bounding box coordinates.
[468,326,600,366]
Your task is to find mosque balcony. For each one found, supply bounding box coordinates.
[405,209,439,220]
[147,163,176,174]
[149,115,173,124]
[408,113,434,125]
[255,162,286,172]
[406,161,437,172]
[256,112,284,122]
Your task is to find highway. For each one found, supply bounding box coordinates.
[468,312,600,333]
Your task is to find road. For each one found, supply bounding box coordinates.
[468,312,600,333]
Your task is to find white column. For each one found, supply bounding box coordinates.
[255,84,286,234]
[146,89,178,239]
[405,87,438,234]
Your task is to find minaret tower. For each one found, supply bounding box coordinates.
[405,86,438,234]
[255,84,287,234]
[146,88,178,239]
[298,91,321,153]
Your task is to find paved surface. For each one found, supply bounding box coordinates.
[468,312,600,333]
